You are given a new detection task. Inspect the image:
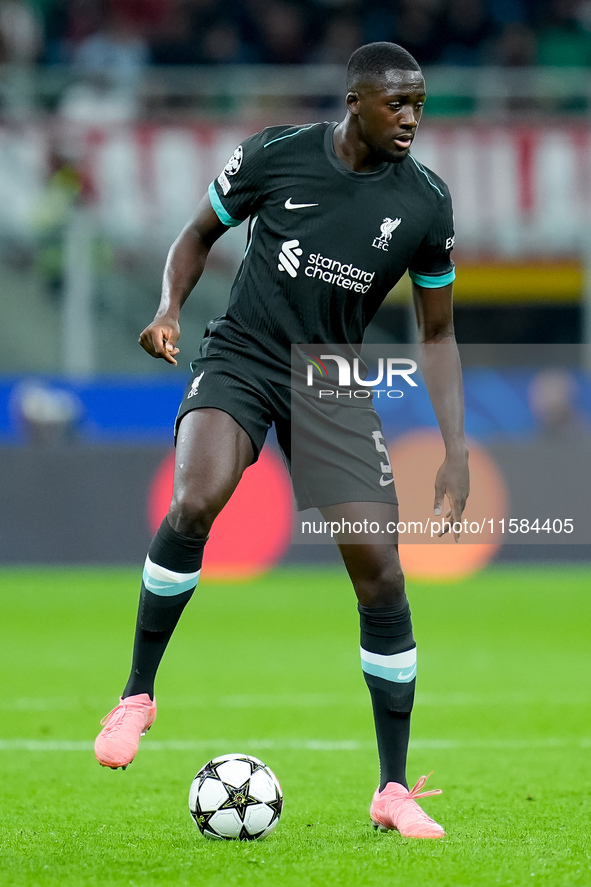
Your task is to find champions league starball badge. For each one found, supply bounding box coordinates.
[224,146,243,176]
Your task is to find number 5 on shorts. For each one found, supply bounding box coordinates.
[372,430,394,484]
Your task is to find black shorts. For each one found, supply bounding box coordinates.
[175,354,398,512]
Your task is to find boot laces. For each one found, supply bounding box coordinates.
[99,699,147,730]
[407,772,442,801]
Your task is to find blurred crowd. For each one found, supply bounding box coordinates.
[1,0,591,74]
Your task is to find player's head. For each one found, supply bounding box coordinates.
[345,42,426,164]
[346,42,421,91]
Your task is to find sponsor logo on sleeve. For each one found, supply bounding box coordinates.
[217,171,231,195]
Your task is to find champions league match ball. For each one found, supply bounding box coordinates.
[189,754,283,840]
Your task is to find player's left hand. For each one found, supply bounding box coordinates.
[433,447,470,542]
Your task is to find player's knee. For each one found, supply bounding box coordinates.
[353,559,405,608]
[167,492,219,539]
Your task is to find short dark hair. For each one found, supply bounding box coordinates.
[346,42,421,91]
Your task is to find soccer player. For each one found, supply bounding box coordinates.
[95,42,469,839]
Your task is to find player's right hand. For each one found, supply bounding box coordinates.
[138,317,181,365]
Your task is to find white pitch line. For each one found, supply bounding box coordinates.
[0,737,588,753]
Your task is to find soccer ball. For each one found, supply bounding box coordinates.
[189,753,283,840]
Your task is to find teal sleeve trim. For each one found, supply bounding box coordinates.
[208,181,242,228]
[409,267,456,288]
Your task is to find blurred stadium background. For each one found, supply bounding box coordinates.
[1,0,591,574]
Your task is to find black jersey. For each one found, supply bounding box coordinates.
[203,122,455,379]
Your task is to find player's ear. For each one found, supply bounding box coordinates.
[346,91,361,114]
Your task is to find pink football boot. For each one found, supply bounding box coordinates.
[370,773,446,838]
[95,693,157,769]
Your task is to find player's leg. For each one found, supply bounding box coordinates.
[95,408,254,768]
[288,391,416,788]
[123,407,254,700]
[283,390,443,834]
[321,501,414,788]
[322,500,444,838]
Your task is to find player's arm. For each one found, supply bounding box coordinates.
[140,132,268,365]
[139,194,229,365]
[412,281,470,540]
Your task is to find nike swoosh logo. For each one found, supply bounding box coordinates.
[396,668,416,681]
[379,476,395,487]
[285,198,319,210]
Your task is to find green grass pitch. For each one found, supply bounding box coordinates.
[1,564,590,886]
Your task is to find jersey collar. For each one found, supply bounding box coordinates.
[324,123,399,182]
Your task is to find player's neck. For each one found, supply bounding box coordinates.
[333,119,386,174]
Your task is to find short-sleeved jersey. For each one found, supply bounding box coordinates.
[203,122,455,379]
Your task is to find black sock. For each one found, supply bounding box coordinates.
[123,518,207,700]
[359,600,416,791]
